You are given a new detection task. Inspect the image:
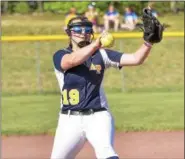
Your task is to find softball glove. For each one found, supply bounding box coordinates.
[141,8,164,44]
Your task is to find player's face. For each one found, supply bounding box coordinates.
[70,26,92,43]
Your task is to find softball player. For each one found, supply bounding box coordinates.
[51,16,153,159]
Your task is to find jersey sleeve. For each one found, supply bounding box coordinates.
[99,49,123,69]
[53,49,68,72]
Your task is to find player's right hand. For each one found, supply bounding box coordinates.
[99,31,114,48]
[93,31,115,49]
[93,35,102,48]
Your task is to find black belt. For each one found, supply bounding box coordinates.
[61,107,107,115]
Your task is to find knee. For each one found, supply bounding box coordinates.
[106,156,119,159]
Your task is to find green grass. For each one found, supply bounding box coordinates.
[1,12,66,36]
[1,12,184,94]
[1,13,184,135]
[2,92,184,135]
[1,12,184,35]
[157,12,184,32]
[2,37,184,94]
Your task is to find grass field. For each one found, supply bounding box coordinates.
[2,12,184,94]
[1,12,184,135]
[2,91,184,135]
[2,37,184,94]
[1,12,184,94]
[1,12,184,35]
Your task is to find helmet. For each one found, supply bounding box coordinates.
[66,16,93,36]
[65,16,94,48]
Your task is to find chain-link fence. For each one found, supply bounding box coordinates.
[2,37,184,95]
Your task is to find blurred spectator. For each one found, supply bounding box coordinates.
[85,4,99,33]
[148,2,158,17]
[170,0,179,14]
[64,7,78,30]
[103,4,120,32]
[28,0,38,12]
[121,7,138,31]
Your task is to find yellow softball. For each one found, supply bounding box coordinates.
[100,32,114,48]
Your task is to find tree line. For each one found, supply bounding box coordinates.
[1,1,184,15]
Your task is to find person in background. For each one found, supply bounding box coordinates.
[148,2,158,17]
[64,7,78,30]
[103,4,120,32]
[121,7,138,31]
[85,4,99,33]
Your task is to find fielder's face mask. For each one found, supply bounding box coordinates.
[71,26,93,34]
[66,17,94,48]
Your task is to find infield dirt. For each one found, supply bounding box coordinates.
[2,131,184,158]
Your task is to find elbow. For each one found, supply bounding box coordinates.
[135,59,144,65]
[138,60,144,65]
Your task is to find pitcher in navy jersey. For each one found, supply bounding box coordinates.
[51,16,153,159]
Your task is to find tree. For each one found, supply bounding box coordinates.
[1,1,9,14]
[37,0,44,12]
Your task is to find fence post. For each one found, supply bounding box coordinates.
[35,41,42,93]
[119,39,126,92]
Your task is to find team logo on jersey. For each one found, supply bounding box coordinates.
[90,63,102,74]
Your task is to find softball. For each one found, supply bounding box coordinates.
[100,31,114,48]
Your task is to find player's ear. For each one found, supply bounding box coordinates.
[65,29,71,36]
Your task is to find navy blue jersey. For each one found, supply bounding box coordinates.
[53,47,123,111]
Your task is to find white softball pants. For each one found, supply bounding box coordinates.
[50,110,118,159]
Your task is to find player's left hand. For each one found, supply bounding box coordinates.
[141,8,164,44]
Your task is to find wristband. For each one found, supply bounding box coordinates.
[144,41,153,47]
